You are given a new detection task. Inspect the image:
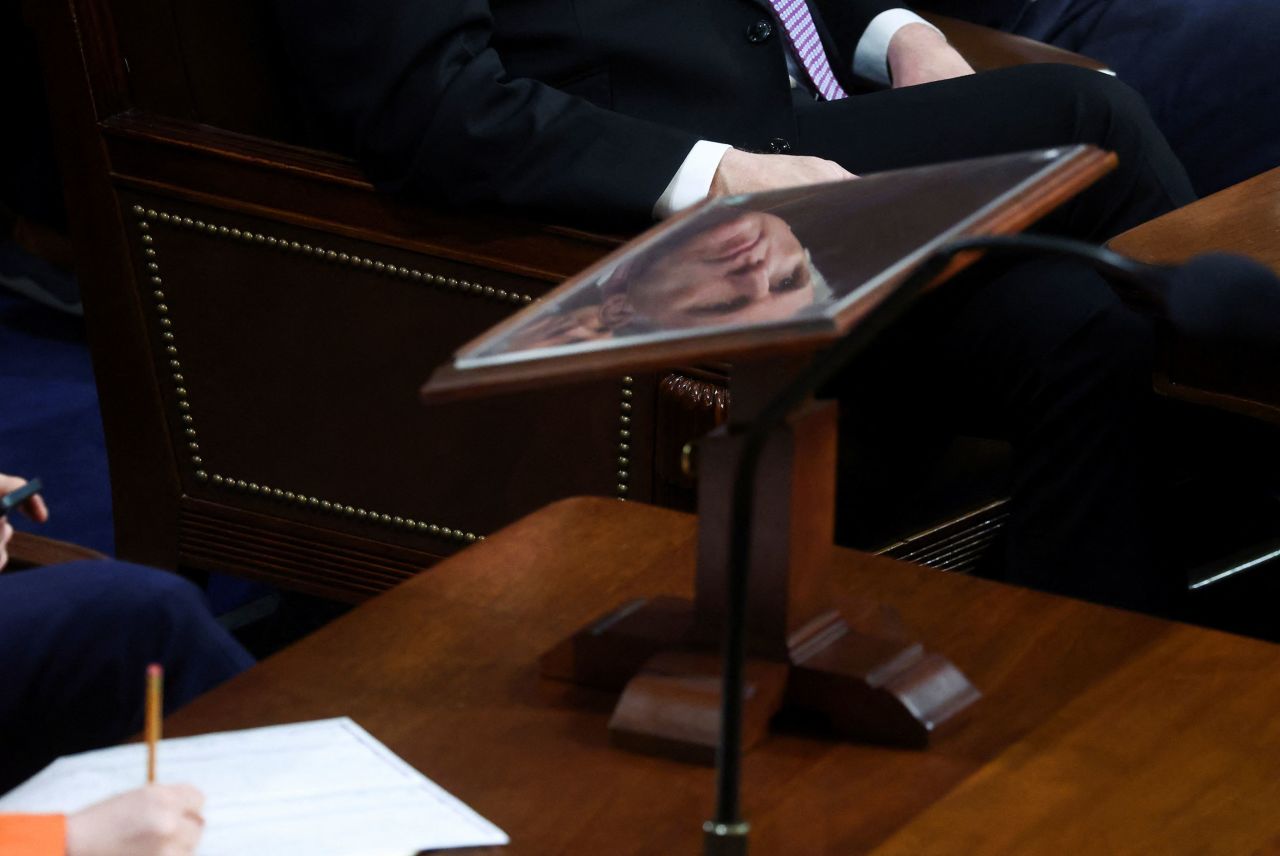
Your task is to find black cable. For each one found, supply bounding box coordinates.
[940,233,1173,315]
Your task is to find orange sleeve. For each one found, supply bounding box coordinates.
[0,814,67,855]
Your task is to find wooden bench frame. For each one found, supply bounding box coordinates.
[29,0,1109,599]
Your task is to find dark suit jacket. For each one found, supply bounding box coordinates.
[275,0,899,225]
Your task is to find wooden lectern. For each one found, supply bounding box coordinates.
[423,146,1117,765]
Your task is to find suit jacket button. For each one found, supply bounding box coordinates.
[768,137,792,154]
[746,19,774,44]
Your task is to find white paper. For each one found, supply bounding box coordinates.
[0,717,508,854]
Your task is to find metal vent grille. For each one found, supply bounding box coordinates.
[179,503,437,601]
[876,500,1010,574]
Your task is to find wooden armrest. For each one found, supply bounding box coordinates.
[1109,168,1280,273]
[6,530,108,570]
[920,12,1112,75]
[101,113,625,284]
[1152,376,1280,426]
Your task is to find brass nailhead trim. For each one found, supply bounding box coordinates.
[616,376,635,500]
[205,474,482,544]
[130,203,484,546]
[138,204,534,306]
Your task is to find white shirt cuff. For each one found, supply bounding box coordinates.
[853,9,942,87]
[653,140,734,220]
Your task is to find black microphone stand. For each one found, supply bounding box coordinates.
[703,234,1169,856]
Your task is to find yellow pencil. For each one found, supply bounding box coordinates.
[145,663,163,783]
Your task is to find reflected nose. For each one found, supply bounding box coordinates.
[727,256,771,298]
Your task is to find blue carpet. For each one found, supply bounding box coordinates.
[0,282,114,553]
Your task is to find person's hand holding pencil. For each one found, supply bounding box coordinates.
[65,784,205,856]
[61,662,206,855]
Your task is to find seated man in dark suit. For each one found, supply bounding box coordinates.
[275,0,1198,610]
[915,0,1280,195]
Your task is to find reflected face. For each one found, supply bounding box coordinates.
[623,211,814,328]
[498,210,817,353]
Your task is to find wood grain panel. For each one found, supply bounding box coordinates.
[164,498,1280,854]
[114,189,653,584]
[1110,167,1280,273]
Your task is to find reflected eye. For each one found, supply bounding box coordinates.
[687,295,752,316]
[771,265,809,293]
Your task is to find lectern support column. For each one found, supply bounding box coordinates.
[692,398,841,662]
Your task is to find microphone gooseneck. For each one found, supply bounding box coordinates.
[704,232,1185,855]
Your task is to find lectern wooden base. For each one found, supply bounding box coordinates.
[540,385,979,764]
[540,594,978,764]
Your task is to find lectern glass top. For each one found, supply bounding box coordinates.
[454,147,1086,371]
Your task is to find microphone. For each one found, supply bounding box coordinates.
[1163,252,1280,346]
[1158,253,1280,397]
[939,236,1280,393]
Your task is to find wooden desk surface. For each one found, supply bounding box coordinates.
[169,498,1280,854]
[1110,166,1280,273]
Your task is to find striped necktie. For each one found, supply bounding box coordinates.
[768,0,848,101]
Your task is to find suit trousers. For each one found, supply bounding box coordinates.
[919,0,1280,196]
[0,560,253,794]
[802,64,1196,608]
